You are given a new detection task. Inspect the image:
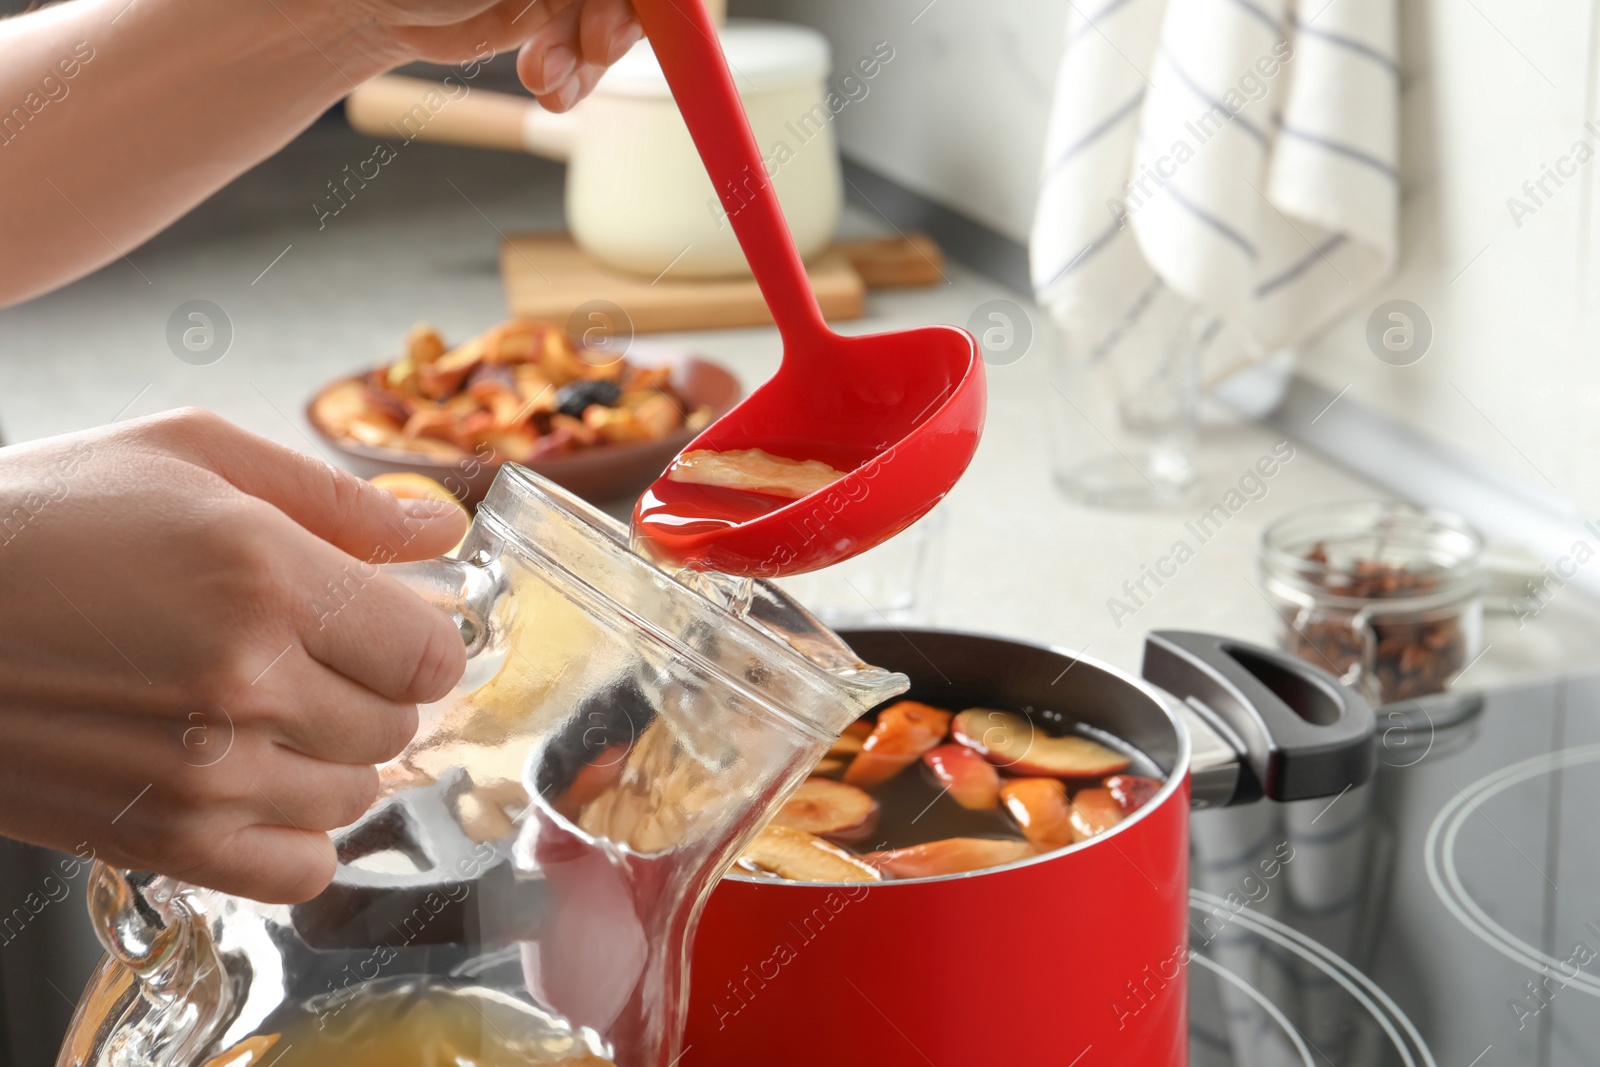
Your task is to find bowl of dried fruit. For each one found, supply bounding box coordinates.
[307,319,741,505]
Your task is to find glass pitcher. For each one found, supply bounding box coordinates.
[57,467,908,1067]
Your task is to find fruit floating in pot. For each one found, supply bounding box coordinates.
[1068,788,1125,843]
[951,708,1131,778]
[770,779,879,843]
[737,826,882,883]
[1105,774,1163,814]
[998,778,1076,852]
[862,838,1036,879]
[811,757,847,779]
[843,701,952,788]
[921,744,1000,810]
[827,719,872,758]
[735,702,1164,882]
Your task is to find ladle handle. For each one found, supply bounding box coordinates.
[631,0,829,347]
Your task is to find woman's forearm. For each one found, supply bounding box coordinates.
[0,0,396,306]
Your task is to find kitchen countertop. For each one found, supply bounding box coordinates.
[3,121,1597,690]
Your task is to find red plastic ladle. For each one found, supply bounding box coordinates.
[628,0,986,578]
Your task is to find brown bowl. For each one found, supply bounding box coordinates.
[306,343,741,506]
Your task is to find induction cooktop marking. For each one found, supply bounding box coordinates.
[1425,742,1600,999]
[1447,778,1558,889]
[1190,890,1438,1067]
[1463,1046,1492,1067]
[1187,953,1315,1067]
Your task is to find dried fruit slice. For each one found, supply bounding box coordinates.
[951,709,1130,779]
[828,719,873,758]
[201,1033,280,1067]
[922,744,1001,810]
[369,471,461,506]
[811,757,847,779]
[1105,774,1163,814]
[843,701,953,787]
[738,826,882,883]
[862,838,1035,879]
[1069,787,1126,843]
[550,745,630,822]
[771,779,879,842]
[667,448,849,500]
[998,778,1076,852]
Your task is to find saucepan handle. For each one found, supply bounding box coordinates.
[1141,631,1375,808]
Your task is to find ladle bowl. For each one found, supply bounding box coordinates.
[628,0,985,576]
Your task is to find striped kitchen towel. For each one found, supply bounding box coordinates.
[1029,0,1398,382]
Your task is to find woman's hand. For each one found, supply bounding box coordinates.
[512,0,641,112]
[0,409,469,903]
[0,0,640,305]
[351,0,641,112]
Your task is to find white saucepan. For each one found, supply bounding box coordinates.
[345,21,843,280]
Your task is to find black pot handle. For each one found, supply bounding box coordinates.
[1142,631,1375,807]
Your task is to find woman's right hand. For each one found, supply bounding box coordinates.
[0,408,469,904]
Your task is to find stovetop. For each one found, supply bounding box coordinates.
[1187,672,1600,1066]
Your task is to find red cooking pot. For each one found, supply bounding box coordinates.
[683,629,1375,1066]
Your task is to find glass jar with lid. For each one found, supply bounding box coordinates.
[1259,501,1487,705]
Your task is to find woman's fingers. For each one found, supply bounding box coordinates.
[256,650,421,767]
[518,0,584,95]
[251,753,380,834]
[295,546,467,707]
[203,824,340,904]
[138,408,467,563]
[0,711,355,903]
[393,0,575,67]
[579,0,641,67]
[558,60,611,111]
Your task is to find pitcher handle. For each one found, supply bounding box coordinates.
[384,553,505,657]
[76,555,505,1060]
[82,864,235,1066]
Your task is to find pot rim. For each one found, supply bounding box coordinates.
[724,628,1195,888]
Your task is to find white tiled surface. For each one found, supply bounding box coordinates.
[1290,0,1600,515]
[0,125,1595,686]
[736,0,1600,534]
[734,0,1065,244]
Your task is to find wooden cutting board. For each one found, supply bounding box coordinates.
[501,233,864,332]
[499,232,945,333]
